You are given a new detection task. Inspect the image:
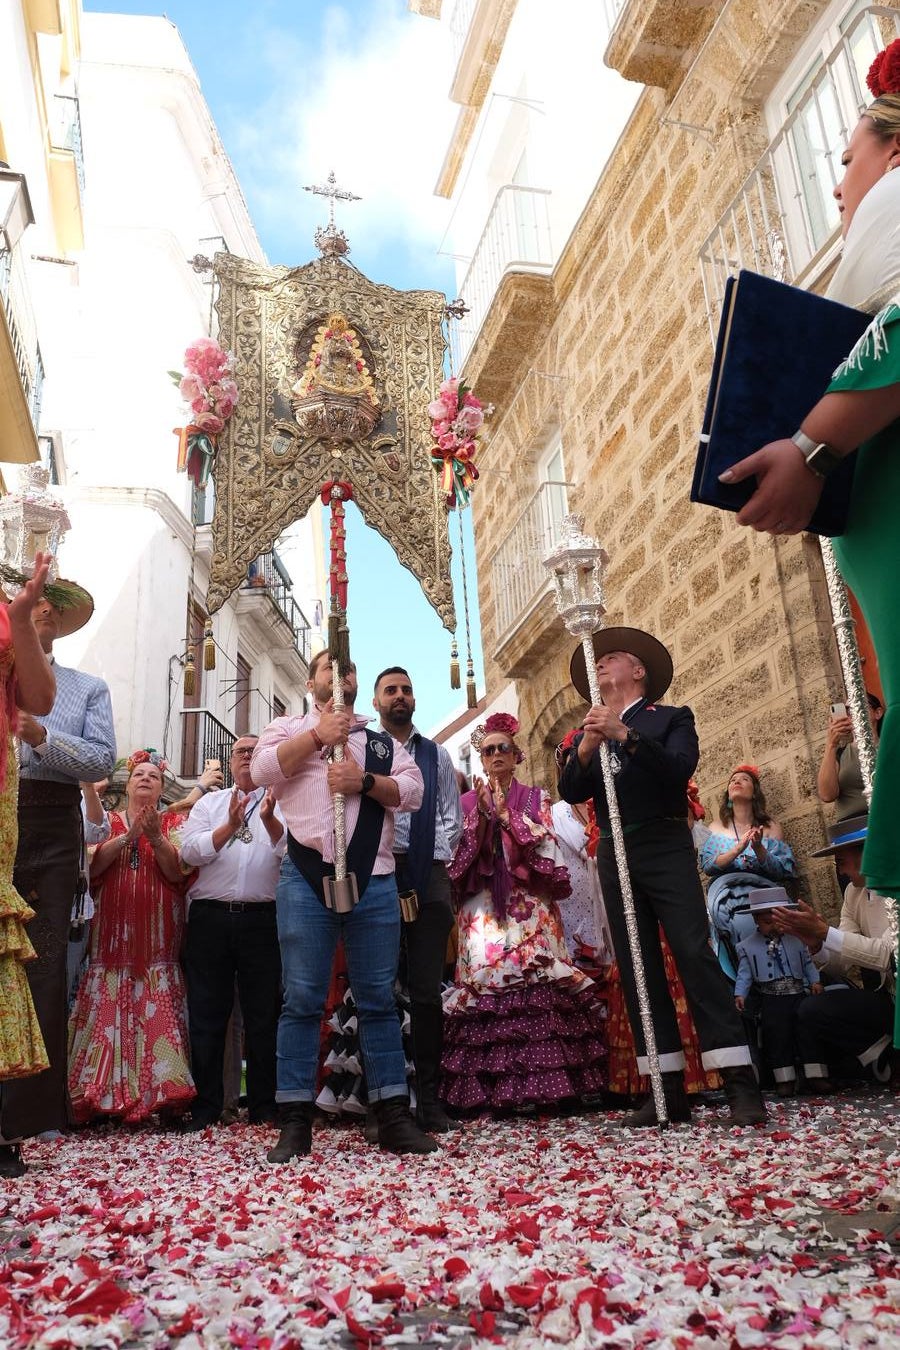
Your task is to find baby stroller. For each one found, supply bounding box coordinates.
[706,870,777,984]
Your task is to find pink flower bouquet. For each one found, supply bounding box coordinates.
[429,377,484,509]
[170,338,238,488]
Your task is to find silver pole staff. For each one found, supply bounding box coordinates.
[322,644,359,912]
[818,537,897,955]
[545,515,668,1128]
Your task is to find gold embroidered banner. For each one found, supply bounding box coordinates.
[206,252,455,631]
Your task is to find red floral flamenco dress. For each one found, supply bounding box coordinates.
[441,781,608,1111]
[68,812,196,1122]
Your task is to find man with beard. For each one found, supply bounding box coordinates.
[373,667,462,1132]
[251,651,437,1161]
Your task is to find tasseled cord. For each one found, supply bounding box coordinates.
[450,639,460,690]
[466,656,477,709]
[183,647,196,697]
[203,619,216,671]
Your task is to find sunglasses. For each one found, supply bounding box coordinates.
[482,742,514,757]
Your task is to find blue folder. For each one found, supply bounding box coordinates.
[691,270,871,536]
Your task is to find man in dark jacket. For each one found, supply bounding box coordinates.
[559,626,765,1127]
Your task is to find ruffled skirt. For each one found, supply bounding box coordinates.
[68,961,195,1123]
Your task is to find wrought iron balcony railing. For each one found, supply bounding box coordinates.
[243,548,312,664]
[450,184,553,372]
[602,0,626,38]
[180,708,236,785]
[51,94,86,192]
[491,480,572,643]
[699,5,900,336]
[0,244,45,430]
[449,0,478,68]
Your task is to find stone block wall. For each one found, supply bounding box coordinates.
[464,0,900,919]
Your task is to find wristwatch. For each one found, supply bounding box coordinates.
[360,772,375,795]
[791,429,843,480]
[624,728,640,752]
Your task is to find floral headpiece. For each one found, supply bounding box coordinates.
[686,779,705,822]
[554,726,581,770]
[730,762,760,782]
[470,712,524,763]
[126,748,168,775]
[867,40,900,98]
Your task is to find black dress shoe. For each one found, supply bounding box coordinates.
[181,1115,220,1133]
[0,1144,26,1178]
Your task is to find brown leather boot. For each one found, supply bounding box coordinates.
[266,1103,314,1163]
[621,1071,692,1127]
[721,1065,767,1125]
[374,1097,439,1153]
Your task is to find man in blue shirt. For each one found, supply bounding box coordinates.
[1,587,115,1149]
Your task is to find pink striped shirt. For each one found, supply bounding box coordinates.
[250,710,423,873]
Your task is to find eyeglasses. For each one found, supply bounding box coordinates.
[482,742,514,757]
[232,747,255,758]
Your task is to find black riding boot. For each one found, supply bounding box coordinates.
[411,1001,451,1133]
[621,1071,692,1127]
[374,1096,439,1154]
[721,1065,767,1126]
[266,1102,314,1163]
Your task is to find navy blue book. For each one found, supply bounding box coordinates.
[692,269,871,536]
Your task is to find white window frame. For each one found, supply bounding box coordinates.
[764,1,896,268]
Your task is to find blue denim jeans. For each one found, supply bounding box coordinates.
[274,856,407,1103]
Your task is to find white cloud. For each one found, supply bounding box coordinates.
[228,1,457,285]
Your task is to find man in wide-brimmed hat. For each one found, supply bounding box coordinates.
[1,582,116,1161]
[773,816,896,1090]
[559,626,767,1127]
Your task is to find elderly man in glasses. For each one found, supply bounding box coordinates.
[179,734,286,1131]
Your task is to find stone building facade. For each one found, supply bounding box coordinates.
[449,0,899,916]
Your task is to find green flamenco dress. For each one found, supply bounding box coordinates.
[827,301,900,1047]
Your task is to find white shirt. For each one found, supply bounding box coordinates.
[180,787,286,903]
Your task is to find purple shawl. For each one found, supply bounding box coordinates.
[449,780,566,919]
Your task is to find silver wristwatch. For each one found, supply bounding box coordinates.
[791,429,843,479]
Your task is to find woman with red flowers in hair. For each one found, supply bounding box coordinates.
[68,749,196,1124]
[722,41,900,1049]
[441,713,608,1113]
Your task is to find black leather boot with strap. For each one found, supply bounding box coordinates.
[720,1065,767,1125]
[621,1071,692,1128]
[266,1102,314,1163]
[411,1001,451,1133]
[374,1096,439,1153]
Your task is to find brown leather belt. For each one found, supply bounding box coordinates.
[18,780,81,807]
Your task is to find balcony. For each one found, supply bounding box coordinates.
[449,0,477,69]
[699,5,900,336]
[49,93,85,251]
[180,708,236,784]
[241,548,312,665]
[451,184,553,374]
[0,243,44,462]
[491,481,571,655]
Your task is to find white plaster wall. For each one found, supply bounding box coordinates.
[440,0,640,289]
[15,12,322,775]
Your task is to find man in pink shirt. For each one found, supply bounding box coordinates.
[251,651,437,1161]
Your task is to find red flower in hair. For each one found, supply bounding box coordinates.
[731,762,760,780]
[484,712,519,739]
[867,40,900,98]
[686,778,705,822]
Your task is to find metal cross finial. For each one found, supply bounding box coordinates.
[303,170,362,230]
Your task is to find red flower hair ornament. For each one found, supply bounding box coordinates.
[730,762,760,781]
[470,712,524,762]
[867,39,900,99]
[126,748,168,776]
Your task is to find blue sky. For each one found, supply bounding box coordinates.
[85,0,482,734]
